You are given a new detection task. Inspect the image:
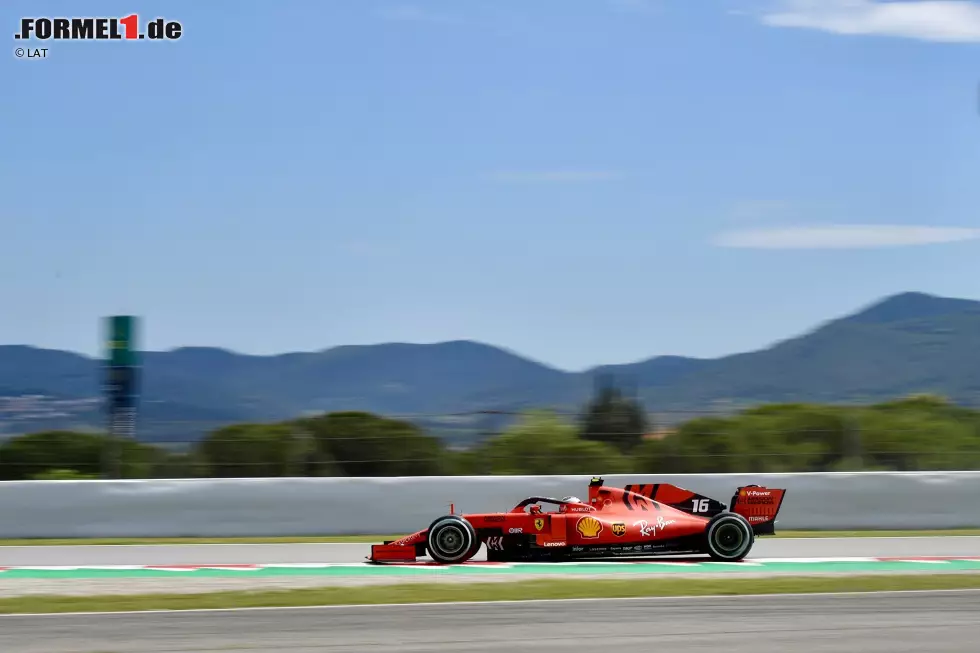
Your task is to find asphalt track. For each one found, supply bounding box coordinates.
[2,536,979,566]
[2,590,979,652]
[2,537,979,599]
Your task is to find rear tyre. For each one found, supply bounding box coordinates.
[426,515,478,564]
[704,512,754,561]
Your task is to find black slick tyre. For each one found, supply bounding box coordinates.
[425,515,478,564]
[704,512,754,561]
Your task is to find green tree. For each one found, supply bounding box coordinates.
[642,416,739,473]
[145,450,201,478]
[637,400,980,474]
[0,430,162,480]
[295,411,447,476]
[855,408,980,471]
[475,410,630,475]
[734,403,852,472]
[578,385,649,452]
[31,468,100,480]
[196,423,327,477]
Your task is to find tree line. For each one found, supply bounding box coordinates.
[1,390,979,480]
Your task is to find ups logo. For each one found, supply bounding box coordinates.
[576,516,602,538]
[611,522,626,537]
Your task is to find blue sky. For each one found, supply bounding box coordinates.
[3,0,980,370]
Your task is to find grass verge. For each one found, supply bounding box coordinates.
[1,529,979,546]
[2,574,980,614]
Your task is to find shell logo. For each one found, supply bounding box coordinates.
[576,516,602,538]
[739,489,746,497]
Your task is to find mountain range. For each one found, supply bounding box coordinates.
[2,291,980,443]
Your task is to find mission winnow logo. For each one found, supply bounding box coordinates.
[15,15,182,41]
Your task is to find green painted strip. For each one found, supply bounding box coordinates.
[3,559,980,580]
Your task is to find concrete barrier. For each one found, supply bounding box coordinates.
[0,472,978,538]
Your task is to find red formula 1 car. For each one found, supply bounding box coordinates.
[369,476,786,564]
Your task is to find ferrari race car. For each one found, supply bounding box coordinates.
[370,477,786,564]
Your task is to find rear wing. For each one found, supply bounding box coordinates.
[730,485,786,536]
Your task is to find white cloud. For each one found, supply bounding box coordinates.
[375,5,457,23]
[760,0,980,42]
[713,224,980,249]
[486,170,620,183]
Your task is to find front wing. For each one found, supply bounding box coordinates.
[370,530,428,562]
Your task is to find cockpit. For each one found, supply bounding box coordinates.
[512,495,596,514]
[510,478,606,514]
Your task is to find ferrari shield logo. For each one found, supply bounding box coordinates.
[534,517,545,531]
[612,522,626,537]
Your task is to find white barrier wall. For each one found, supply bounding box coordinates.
[0,472,979,538]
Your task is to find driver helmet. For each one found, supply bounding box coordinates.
[559,496,583,512]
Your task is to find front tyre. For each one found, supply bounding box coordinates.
[426,515,478,564]
[704,512,754,561]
